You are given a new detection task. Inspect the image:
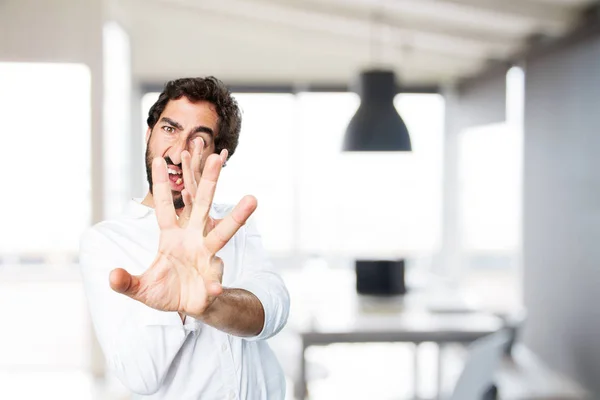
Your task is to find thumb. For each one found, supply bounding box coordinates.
[109,268,141,296]
[208,282,223,297]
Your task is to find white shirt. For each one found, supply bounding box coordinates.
[79,199,290,400]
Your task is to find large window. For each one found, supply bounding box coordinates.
[0,62,91,258]
[459,123,522,253]
[215,93,296,253]
[140,91,444,256]
[456,67,524,311]
[296,93,444,257]
[458,67,524,260]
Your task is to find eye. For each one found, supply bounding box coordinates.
[162,125,175,134]
[202,134,214,146]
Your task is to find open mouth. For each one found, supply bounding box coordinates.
[167,165,184,191]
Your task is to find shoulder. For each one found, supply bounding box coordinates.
[79,212,139,255]
[79,221,117,255]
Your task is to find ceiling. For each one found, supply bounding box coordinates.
[111,0,597,87]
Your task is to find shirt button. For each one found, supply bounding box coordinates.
[228,391,236,399]
[221,343,228,352]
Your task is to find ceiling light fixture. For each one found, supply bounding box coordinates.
[342,1,412,152]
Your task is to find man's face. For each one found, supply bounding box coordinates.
[145,97,219,209]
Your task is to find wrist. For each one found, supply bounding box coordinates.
[189,290,225,322]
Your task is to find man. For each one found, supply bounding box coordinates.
[79,77,290,399]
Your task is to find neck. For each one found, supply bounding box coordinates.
[141,192,184,216]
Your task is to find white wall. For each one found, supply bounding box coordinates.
[523,34,600,395]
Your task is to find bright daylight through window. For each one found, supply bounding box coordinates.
[0,62,91,260]
[142,91,444,257]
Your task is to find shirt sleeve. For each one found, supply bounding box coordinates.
[79,226,189,395]
[228,218,290,341]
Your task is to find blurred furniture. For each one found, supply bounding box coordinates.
[296,287,504,399]
[496,345,590,400]
[448,329,510,400]
[355,259,407,295]
[438,342,590,400]
[496,309,528,357]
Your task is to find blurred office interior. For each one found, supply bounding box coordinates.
[1,0,600,399]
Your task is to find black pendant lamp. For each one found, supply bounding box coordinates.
[343,69,412,151]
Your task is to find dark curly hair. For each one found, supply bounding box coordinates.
[147,77,242,159]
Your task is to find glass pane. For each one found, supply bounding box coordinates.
[296,92,444,256]
[295,92,359,253]
[0,62,91,256]
[459,122,522,252]
[216,93,296,253]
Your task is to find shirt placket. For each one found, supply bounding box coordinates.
[219,336,239,400]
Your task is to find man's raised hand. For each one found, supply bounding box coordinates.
[109,152,256,319]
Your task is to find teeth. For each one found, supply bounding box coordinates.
[167,168,182,175]
[175,178,183,185]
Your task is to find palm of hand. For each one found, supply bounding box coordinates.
[109,153,256,319]
[135,228,217,315]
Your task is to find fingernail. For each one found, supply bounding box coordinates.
[152,157,164,168]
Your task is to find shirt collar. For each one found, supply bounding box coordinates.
[124,198,219,220]
[124,198,154,219]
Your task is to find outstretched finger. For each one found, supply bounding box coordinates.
[207,217,222,232]
[152,157,177,229]
[219,149,228,166]
[190,154,222,228]
[181,150,198,196]
[204,195,257,254]
[191,138,204,184]
[180,150,197,227]
[109,268,141,297]
[178,189,193,228]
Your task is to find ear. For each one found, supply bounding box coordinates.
[145,127,151,143]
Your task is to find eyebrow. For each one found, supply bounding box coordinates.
[159,117,214,137]
[159,117,183,131]
[191,126,214,137]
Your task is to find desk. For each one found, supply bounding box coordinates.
[294,269,504,399]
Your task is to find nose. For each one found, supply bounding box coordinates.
[168,138,194,165]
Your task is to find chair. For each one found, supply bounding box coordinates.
[449,329,511,400]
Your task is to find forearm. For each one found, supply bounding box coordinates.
[192,288,265,337]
